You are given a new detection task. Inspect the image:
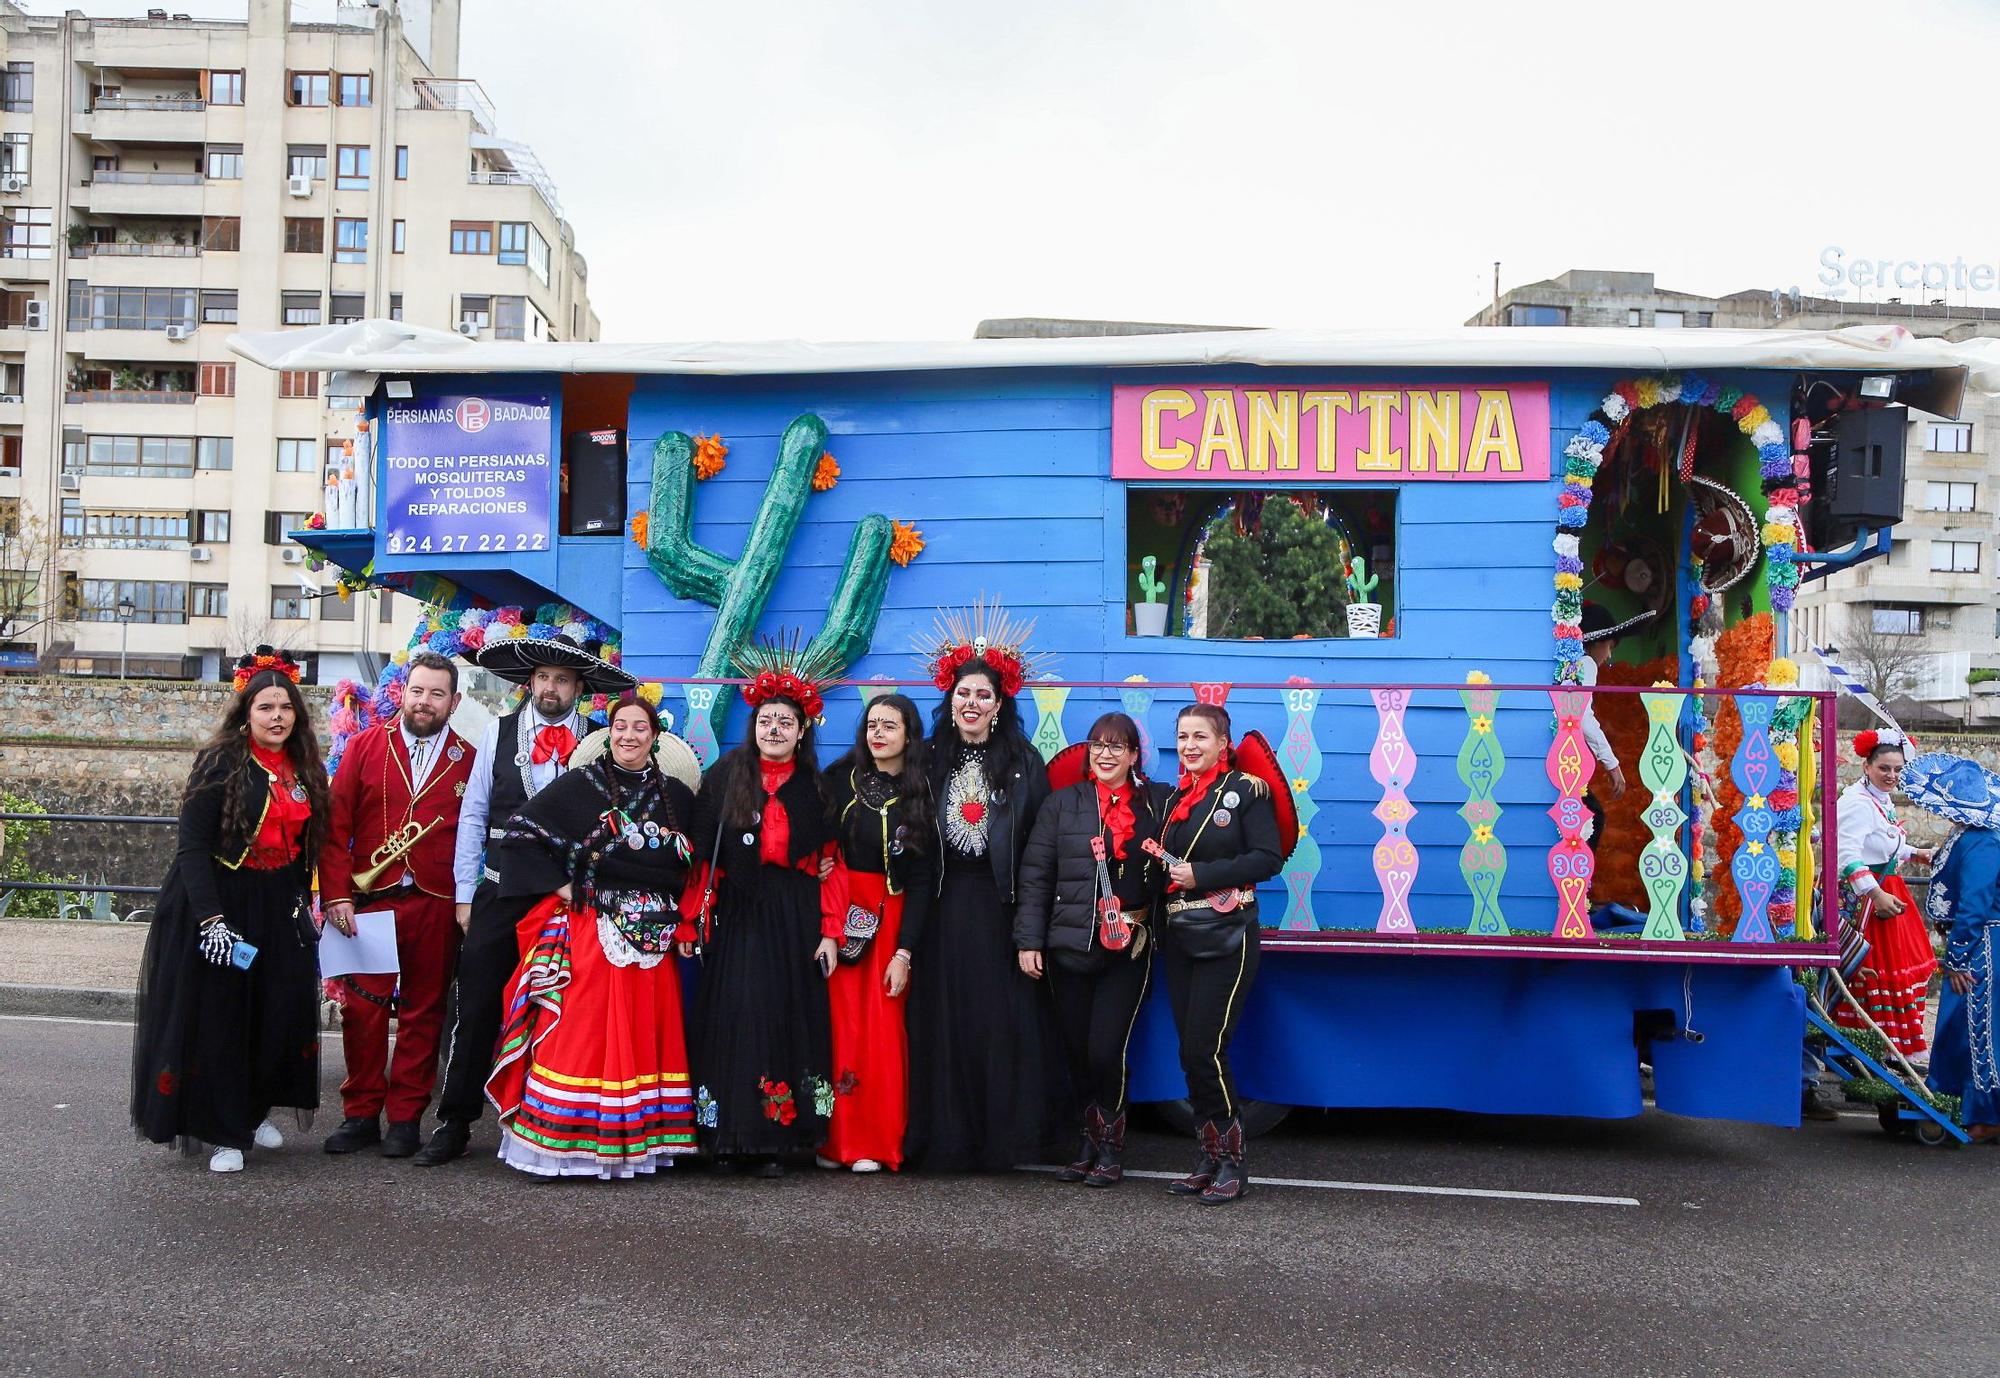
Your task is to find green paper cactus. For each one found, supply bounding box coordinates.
[1137,555,1166,604]
[1346,556,1379,604]
[643,414,894,742]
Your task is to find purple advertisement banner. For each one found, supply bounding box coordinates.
[381,393,555,554]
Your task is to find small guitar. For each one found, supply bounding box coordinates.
[1140,837,1243,913]
[1091,835,1132,951]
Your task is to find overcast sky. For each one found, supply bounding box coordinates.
[45,0,2000,341]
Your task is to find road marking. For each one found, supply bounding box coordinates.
[0,1013,134,1028]
[1020,1164,1639,1207]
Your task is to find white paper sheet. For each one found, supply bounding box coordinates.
[317,908,400,978]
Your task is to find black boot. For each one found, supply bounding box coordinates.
[1084,1109,1126,1188]
[1057,1104,1103,1183]
[1168,1119,1221,1196]
[322,1116,381,1154]
[412,1119,471,1167]
[1198,1118,1249,1205]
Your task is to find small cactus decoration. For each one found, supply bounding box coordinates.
[643,414,894,745]
[1346,556,1379,603]
[1137,555,1166,604]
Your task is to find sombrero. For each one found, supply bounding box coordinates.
[1901,752,2000,831]
[568,724,703,793]
[1231,729,1301,863]
[475,632,634,695]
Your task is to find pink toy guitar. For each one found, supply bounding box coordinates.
[1091,835,1132,951]
[1140,837,1243,913]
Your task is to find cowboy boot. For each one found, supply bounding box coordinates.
[1168,1119,1222,1196]
[1198,1118,1249,1205]
[1084,1108,1126,1188]
[1057,1103,1104,1182]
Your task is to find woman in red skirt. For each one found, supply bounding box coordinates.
[1834,730,1937,1059]
[818,693,935,1172]
[485,693,703,1178]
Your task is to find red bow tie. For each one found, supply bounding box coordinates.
[532,724,577,766]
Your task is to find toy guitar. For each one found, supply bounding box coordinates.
[1140,837,1244,913]
[1090,835,1133,951]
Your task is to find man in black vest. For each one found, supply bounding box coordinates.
[414,632,634,1166]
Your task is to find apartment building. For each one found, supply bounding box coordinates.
[0,0,598,683]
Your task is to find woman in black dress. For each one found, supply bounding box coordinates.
[906,610,1053,1171]
[131,648,330,1173]
[1156,702,1283,1206]
[1016,711,1167,1187]
[683,658,838,1176]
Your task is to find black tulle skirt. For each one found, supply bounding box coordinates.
[130,861,321,1152]
[688,865,832,1157]
[905,865,1064,1172]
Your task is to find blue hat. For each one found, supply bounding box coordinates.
[1901,752,2000,830]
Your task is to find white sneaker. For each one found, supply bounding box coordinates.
[813,1154,842,1170]
[253,1120,284,1150]
[850,1158,882,1174]
[208,1147,245,1174]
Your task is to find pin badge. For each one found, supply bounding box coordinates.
[515,751,531,768]
[643,821,659,837]
[447,744,464,763]
[289,784,308,802]
[627,833,645,851]
[742,832,757,847]
[1213,809,1232,828]
[1222,790,1241,809]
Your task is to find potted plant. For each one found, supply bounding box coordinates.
[1344,556,1382,638]
[1133,555,1170,636]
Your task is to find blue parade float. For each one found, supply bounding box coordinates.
[242,321,1986,1129]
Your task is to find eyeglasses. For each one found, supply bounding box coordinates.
[1087,740,1133,755]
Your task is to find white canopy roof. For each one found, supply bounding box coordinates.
[229,320,1999,399]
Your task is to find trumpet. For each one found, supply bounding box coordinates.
[351,815,441,892]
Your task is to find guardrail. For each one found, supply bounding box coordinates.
[0,809,172,922]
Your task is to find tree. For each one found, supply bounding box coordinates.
[1835,605,1936,703]
[1201,495,1351,639]
[0,504,55,641]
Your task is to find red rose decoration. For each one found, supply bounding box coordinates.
[156,1069,179,1097]
[960,801,986,826]
[778,1101,797,1126]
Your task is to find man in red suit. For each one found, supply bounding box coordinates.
[318,650,477,1158]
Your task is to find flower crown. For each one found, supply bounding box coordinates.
[1853,727,1915,760]
[918,597,1043,698]
[734,632,842,721]
[233,644,302,693]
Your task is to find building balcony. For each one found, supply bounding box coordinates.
[75,330,202,364]
[87,101,208,145]
[65,389,196,405]
[70,241,202,259]
[83,173,205,217]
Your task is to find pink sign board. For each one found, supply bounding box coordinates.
[1111,383,1551,482]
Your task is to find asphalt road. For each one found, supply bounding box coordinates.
[3,1014,1994,1378]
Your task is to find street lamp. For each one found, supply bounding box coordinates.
[115,595,134,679]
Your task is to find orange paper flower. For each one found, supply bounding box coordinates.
[692,433,728,481]
[888,520,925,567]
[629,510,649,547]
[812,453,840,491]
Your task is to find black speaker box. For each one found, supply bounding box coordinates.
[1823,406,1906,528]
[565,428,625,536]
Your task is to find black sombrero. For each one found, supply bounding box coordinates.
[474,633,635,695]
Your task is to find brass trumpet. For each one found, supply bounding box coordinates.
[351,815,440,892]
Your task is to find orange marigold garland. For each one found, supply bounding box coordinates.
[1707,612,1775,931]
[887,520,925,567]
[692,433,728,481]
[811,453,840,491]
[628,510,649,547]
[1588,655,1676,911]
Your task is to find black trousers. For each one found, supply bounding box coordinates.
[1161,924,1261,1124]
[1047,941,1152,1117]
[431,881,537,1125]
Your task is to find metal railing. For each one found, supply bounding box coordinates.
[73,242,202,258]
[64,389,196,404]
[90,170,203,186]
[92,96,205,112]
[0,809,174,922]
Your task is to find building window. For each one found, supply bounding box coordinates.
[1694,312,1714,327]
[265,512,313,546]
[2,61,33,113]
[1626,309,1642,326]
[61,508,191,549]
[494,295,528,341]
[1872,605,1924,636]
[320,588,356,621]
[1929,421,1974,453]
[270,586,308,620]
[82,286,195,331]
[283,218,324,254]
[281,291,321,326]
[1655,310,1685,328]
[278,371,318,400]
[391,220,406,254]
[1504,304,1567,326]
[194,510,230,544]
[81,579,186,624]
[275,439,315,473]
[333,218,368,264]
[208,70,243,105]
[199,290,238,325]
[190,582,228,618]
[1931,539,1981,573]
[1927,480,1977,513]
[329,292,364,325]
[389,293,403,322]
[80,435,195,478]
[287,146,327,182]
[498,222,529,266]
[287,72,330,107]
[0,207,51,260]
[450,221,494,255]
[337,73,372,107]
[379,589,396,623]
[196,437,233,471]
[458,294,490,331]
[201,216,240,252]
[394,145,409,180]
[197,362,235,396]
[1,133,29,184]
[527,227,551,286]
[204,144,243,180]
[335,145,371,190]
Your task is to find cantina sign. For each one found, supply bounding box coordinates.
[1111,383,1550,481]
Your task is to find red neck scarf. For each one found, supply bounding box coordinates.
[1095,777,1137,859]
[247,742,308,862]
[1168,759,1226,826]
[532,723,578,766]
[757,759,796,866]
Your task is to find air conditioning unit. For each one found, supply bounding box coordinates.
[455,320,480,338]
[0,465,19,478]
[188,546,212,563]
[59,473,81,492]
[22,300,47,330]
[163,323,194,342]
[0,175,24,195]
[287,174,313,198]
[280,546,305,564]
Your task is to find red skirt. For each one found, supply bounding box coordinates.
[822,871,908,1169]
[1832,875,1937,1057]
[485,896,696,1178]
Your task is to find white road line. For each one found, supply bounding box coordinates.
[1019,1164,1639,1207]
[0,1012,134,1028]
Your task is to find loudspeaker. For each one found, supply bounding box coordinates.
[564,428,625,536]
[1810,406,1906,549]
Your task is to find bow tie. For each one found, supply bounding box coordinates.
[532,724,578,766]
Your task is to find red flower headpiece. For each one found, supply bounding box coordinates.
[917,596,1045,698]
[1853,727,1914,760]
[734,631,842,721]
[233,644,302,694]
